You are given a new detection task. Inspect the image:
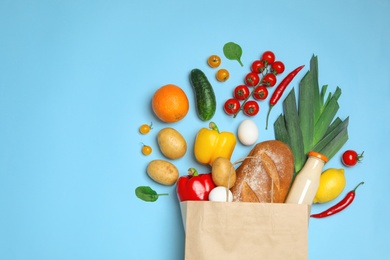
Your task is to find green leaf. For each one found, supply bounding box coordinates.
[274,114,290,146]
[320,84,328,108]
[321,86,341,114]
[135,186,168,202]
[318,120,349,160]
[312,117,349,155]
[223,42,243,66]
[313,97,339,143]
[283,88,305,174]
[324,117,342,136]
[299,70,315,154]
[311,56,321,122]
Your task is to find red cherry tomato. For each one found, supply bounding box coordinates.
[271,61,285,75]
[262,73,277,87]
[243,100,259,116]
[244,72,260,87]
[252,86,268,100]
[341,150,364,167]
[233,85,250,100]
[261,51,275,65]
[224,98,241,115]
[251,60,266,74]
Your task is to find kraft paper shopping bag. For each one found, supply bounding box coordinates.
[180,201,309,260]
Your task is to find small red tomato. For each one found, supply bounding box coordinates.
[271,61,285,75]
[233,85,250,100]
[341,150,364,167]
[261,51,275,65]
[244,72,260,87]
[243,100,259,116]
[253,86,268,100]
[224,98,241,115]
[251,60,266,74]
[262,73,277,87]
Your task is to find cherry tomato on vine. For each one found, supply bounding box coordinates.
[271,61,285,75]
[243,100,259,116]
[139,122,153,134]
[252,86,268,100]
[224,98,241,115]
[262,73,277,87]
[233,85,250,100]
[244,72,260,87]
[341,150,364,167]
[261,51,275,65]
[216,69,230,82]
[207,55,221,68]
[141,143,152,156]
[251,60,266,74]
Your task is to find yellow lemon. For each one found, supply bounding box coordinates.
[314,168,346,203]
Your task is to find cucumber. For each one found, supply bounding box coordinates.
[190,69,216,121]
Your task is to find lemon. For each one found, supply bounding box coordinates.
[314,168,346,203]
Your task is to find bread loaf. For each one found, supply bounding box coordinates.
[230,140,294,203]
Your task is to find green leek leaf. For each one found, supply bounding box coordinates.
[314,97,339,143]
[274,114,290,146]
[283,88,305,174]
[312,117,349,154]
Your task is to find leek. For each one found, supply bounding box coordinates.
[273,55,349,175]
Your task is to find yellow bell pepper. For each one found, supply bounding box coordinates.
[194,122,236,166]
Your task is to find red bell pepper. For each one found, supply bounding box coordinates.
[176,168,216,202]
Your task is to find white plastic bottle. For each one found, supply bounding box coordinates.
[285,151,328,206]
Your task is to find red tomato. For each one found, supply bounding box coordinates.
[251,60,266,74]
[262,73,277,87]
[243,100,259,116]
[342,150,364,167]
[253,86,268,100]
[244,72,260,87]
[261,51,275,65]
[233,85,250,100]
[224,98,241,115]
[271,61,285,75]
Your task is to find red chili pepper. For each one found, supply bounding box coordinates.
[176,168,216,202]
[310,181,364,219]
[265,65,305,130]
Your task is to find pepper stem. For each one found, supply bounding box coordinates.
[265,105,274,130]
[208,122,220,133]
[188,167,199,177]
[352,181,364,192]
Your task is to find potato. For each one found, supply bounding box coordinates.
[157,127,187,159]
[147,159,179,186]
[211,157,236,188]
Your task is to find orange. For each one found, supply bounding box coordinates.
[152,84,189,123]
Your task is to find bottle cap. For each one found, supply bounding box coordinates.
[308,151,328,163]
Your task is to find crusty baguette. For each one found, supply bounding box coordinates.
[231,140,294,203]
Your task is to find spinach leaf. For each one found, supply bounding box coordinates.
[223,42,244,66]
[135,186,168,202]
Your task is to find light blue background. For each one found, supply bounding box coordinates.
[1,0,389,259]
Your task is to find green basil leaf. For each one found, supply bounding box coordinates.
[223,42,243,66]
[135,186,168,202]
